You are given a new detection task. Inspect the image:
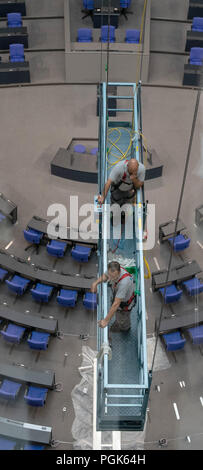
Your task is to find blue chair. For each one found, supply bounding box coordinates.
[120,0,131,7]
[168,234,191,252]
[6,275,30,296]
[0,379,22,400]
[192,17,203,31]
[182,277,203,296]
[46,240,67,258]
[162,331,186,351]
[71,244,91,262]
[159,284,183,303]
[1,323,26,343]
[57,289,78,307]
[90,147,98,155]
[24,228,43,254]
[24,444,45,450]
[0,437,16,450]
[125,29,140,44]
[187,325,203,345]
[9,43,25,62]
[82,0,94,19]
[30,283,54,303]
[189,47,203,65]
[101,25,115,43]
[83,292,97,310]
[24,386,48,407]
[120,0,132,19]
[7,13,22,27]
[27,331,50,350]
[0,268,8,282]
[0,212,6,222]
[77,28,92,42]
[74,144,86,153]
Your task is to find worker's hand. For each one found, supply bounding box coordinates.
[98,319,109,329]
[97,194,104,205]
[91,282,97,293]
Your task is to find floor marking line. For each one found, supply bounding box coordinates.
[173,403,180,420]
[179,382,183,388]
[153,257,160,270]
[5,240,14,250]
[197,241,203,249]
[200,397,203,407]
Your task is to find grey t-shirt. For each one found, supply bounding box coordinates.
[105,268,135,303]
[109,160,145,192]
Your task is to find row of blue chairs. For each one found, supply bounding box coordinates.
[162,324,203,352]
[0,268,97,307]
[77,26,140,43]
[159,277,203,304]
[73,144,98,154]
[0,437,44,450]
[24,228,93,261]
[0,379,48,407]
[0,322,50,350]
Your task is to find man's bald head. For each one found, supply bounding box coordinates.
[127,159,139,178]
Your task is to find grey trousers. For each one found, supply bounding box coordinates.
[110,187,136,207]
[115,308,131,331]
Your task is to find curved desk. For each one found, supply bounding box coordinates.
[0,249,95,290]
[152,260,202,292]
[27,215,98,246]
[0,363,55,389]
[0,305,58,334]
[0,416,52,445]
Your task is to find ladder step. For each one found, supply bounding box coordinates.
[107,96,133,99]
[108,108,133,112]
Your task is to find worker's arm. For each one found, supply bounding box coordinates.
[99,297,122,328]
[97,178,112,204]
[132,177,144,189]
[91,273,108,293]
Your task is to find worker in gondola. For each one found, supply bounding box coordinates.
[97,158,145,207]
[91,261,135,332]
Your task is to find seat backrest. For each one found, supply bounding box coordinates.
[83,0,94,9]
[77,28,92,42]
[10,43,24,61]
[126,29,140,43]
[120,0,131,7]
[192,17,203,30]
[7,12,22,26]
[190,47,203,63]
[101,25,115,41]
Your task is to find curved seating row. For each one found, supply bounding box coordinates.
[159,276,203,303]
[24,228,93,261]
[2,272,97,309]
[0,249,95,290]
[77,27,140,43]
[0,379,48,407]
[162,324,203,352]
[26,215,98,246]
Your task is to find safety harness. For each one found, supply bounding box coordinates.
[114,269,135,311]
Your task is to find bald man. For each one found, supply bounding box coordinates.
[98,159,145,207]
